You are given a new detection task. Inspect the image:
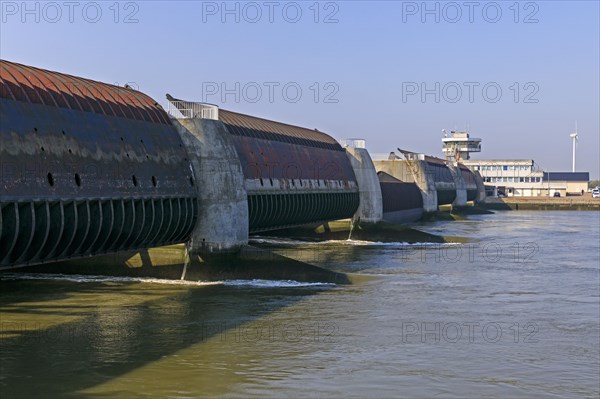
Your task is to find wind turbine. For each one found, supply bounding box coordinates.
[570,122,579,172]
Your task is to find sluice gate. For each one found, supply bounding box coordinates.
[373,151,483,212]
[1,60,361,268]
[218,110,360,233]
[0,60,198,269]
[1,59,484,270]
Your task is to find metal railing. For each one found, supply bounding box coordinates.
[167,101,219,120]
[339,138,366,149]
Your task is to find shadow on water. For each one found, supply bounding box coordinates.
[17,245,352,285]
[249,227,471,275]
[0,222,467,397]
[257,220,472,248]
[0,277,332,398]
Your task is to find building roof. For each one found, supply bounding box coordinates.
[462,159,533,164]
[543,172,589,181]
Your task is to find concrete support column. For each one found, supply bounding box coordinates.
[345,147,383,223]
[473,171,487,203]
[449,163,467,207]
[172,118,248,253]
[406,161,438,213]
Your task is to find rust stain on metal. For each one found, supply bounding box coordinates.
[0,60,197,269]
[1,60,169,124]
[218,108,359,232]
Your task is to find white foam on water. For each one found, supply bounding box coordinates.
[249,237,317,246]
[250,237,462,248]
[0,273,335,288]
[0,273,223,286]
[222,279,335,288]
[322,239,462,247]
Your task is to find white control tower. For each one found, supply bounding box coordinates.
[441,130,482,162]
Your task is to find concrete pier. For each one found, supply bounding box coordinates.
[449,163,468,207]
[344,144,383,223]
[172,116,249,254]
[373,154,486,213]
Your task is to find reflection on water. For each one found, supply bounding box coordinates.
[1,211,599,398]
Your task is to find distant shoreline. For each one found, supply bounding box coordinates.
[481,197,600,211]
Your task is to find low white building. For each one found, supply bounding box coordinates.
[542,172,590,196]
[462,160,589,197]
[439,133,591,197]
[462,159,545,196]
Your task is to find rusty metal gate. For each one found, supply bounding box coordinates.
[0,60,198,269]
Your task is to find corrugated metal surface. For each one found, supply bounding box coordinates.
[1,60,170,124]
[230,136,356,181]
[248,192,359,232]
[219,109,359,231]
[0,60,198,269]
[220,109,340,146]
[0,59,196,201]
[220,109,356,181]
[0,198,198,268]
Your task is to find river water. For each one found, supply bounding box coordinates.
[1,211,598,398]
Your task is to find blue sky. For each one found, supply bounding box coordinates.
[2,1,599,177]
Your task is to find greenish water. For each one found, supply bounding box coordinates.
[1,211,599,398]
